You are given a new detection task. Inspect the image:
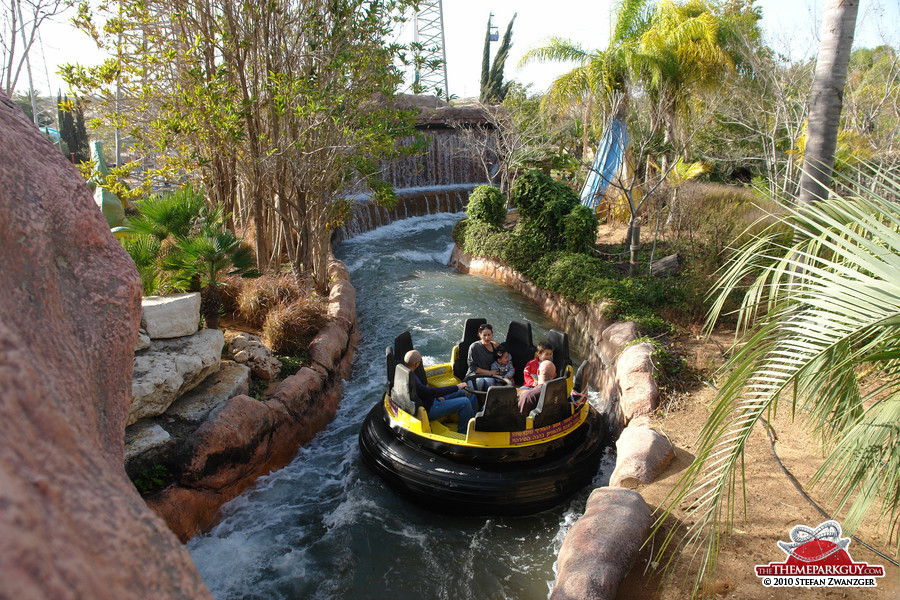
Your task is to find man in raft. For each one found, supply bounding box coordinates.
[517,360,557,415]
[404,350,476,433]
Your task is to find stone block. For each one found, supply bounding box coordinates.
[124,422,171,463]
[164,360,250,426]
[141,293,201,339]
[129,328,224,425]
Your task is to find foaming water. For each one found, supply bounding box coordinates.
[188,213,613,599]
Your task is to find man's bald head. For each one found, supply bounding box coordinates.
[404,350,421,368]
[537,360,556,384]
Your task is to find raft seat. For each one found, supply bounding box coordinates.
[472,385,525,432]
[452,317,487,381]
[528,377,572,429]
[504,320,535,387]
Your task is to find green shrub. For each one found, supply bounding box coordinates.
[510,169,556,221]
[563,204,599,254]
[509,169,579,251]
[466,185,507,229]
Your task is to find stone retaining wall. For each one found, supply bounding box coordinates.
[146,257,358,541]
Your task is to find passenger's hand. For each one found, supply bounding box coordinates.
[437,396,445,402]
[457,383,467,390]
[492,369,500,376]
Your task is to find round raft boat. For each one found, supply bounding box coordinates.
[358,318,607,516]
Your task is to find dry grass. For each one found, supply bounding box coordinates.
[261,299,328,355]
[237,273,307,328]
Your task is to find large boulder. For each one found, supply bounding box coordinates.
[609,425,675,487]
[129,328,225,425]
[0,93,211,599]
[616,342,659,424]
[142,293,201,339]
[552,487,652,600]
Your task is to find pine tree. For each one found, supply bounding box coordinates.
[480,14,517,104]
[73,106,90,164]
[58,93,77,161]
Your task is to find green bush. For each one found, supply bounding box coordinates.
[510,169,556,221]
[563,204,599,254]
[510,169,579,251]
[466,185,507,229]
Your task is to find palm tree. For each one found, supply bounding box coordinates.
[519,0,652,159]
[636,0,734,161]
[161,204,257,330]
[798,0,859,207]
[654,169,900,594]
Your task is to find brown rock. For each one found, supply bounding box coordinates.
[616,342,659,423]
[552,487,652,600]
[609,425,675,487]
[0,93,211,599]
[308,323,349,372]
[600,321,639,359]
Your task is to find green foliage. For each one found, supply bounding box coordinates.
[466,185,507,229]
[119,186,257,330]
[563,204,598,254]
[509,169,557,221]
[509,170,579,252]
[276,355,303,378]
[122,235,163,295]
[133,465,170,494]
[456,217,676,334]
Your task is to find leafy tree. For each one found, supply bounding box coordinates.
[480,13,517,104]
[57,93,89,163]
[64,0,420,293]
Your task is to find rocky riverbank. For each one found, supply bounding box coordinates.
[127,258,359,541]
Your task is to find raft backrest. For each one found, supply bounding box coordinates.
[385,346,397,391]
[573,360,589,395]
[504,320,535,387]
[472,385,525,432]
[394,330,427,385]
[547,329,572,379]
[392,364,420,416]
[453,317,487,381]
[529,376,572,428]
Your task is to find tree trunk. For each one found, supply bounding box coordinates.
[797,0,858,207]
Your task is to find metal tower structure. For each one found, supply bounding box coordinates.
[412,1,449,98]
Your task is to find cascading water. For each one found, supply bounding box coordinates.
[188,213,613,600]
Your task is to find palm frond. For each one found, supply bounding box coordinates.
[653,169,900,595]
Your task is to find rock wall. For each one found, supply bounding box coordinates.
[0,93,212,599]
[146,257,358,541]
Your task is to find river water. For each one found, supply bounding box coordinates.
[187,212,613,600]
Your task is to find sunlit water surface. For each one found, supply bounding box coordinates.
[188,213,613,600]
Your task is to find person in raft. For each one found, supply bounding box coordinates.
[522,341,554,389]
[472,343,516,390]
[466,323,501,390]
[517,360,557,415]
[404,350,475,433]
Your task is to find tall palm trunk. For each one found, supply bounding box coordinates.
[797,0,858,207]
